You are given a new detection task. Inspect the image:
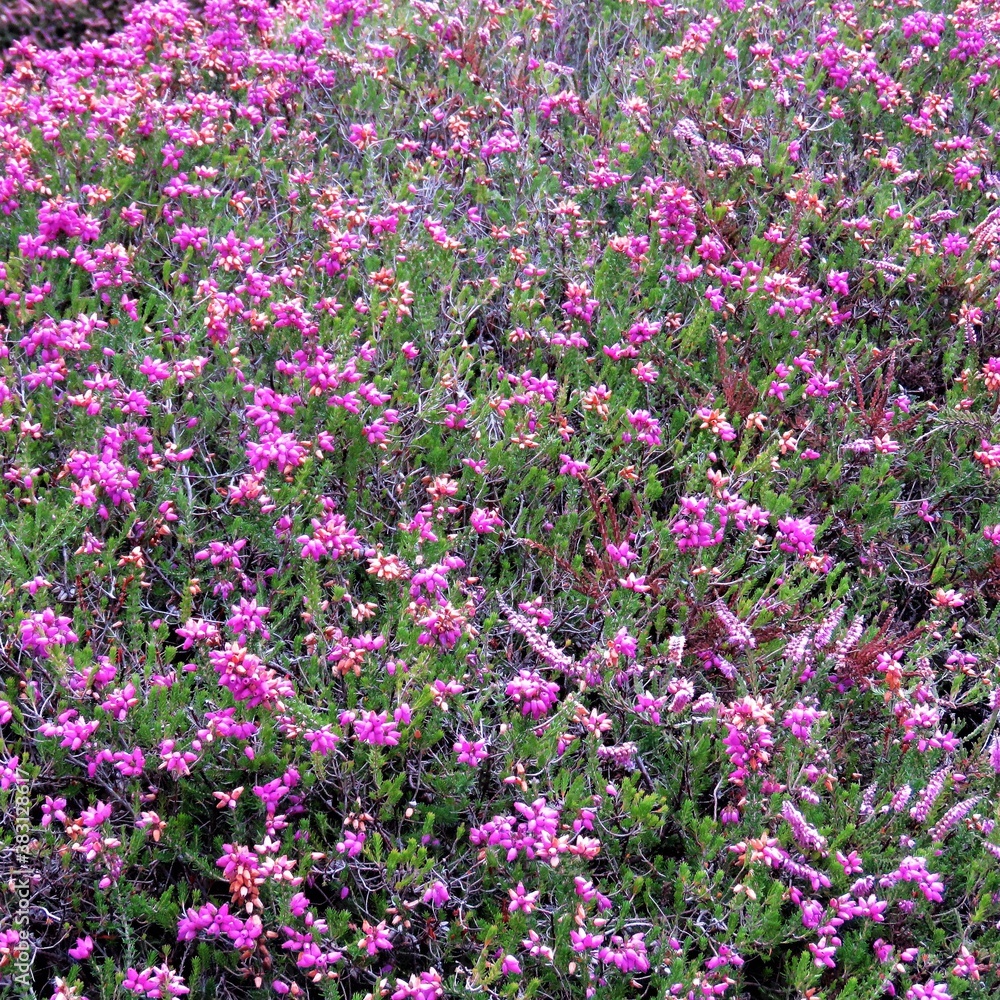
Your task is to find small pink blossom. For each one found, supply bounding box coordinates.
[68,935,94,960]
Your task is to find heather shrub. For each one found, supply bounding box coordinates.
[0,0,134,52]
[1,1,1000,999]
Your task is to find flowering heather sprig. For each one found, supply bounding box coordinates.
[159,739,199,778]
[928,796,982,842]
[722,706,774,787]
[208,643,296,712]
[0,757,25,790]
[909,768,949,824]
[973,439,1000,473]
[389,969,444,1000]
[19,609,78,657]
[881,856,945,903]
[784,626,816,679]
[558,454,590,479]
[296,504,363,561]
[906,980,951,1000]
[416,601,468,650]
[781,800,828,854]
[353,708,402,747]
[782,702,825,741]
[779,856,832,892]
[177,618,221,649]
[835,850,864,876]
[597,933,650,973]
[507,882,540,913]
[505,670,561,720]
[813,606,846,650]
[858,784,879,819]
[39,710,100,751]
[776,516,817,558]
[227,598,270,639]
[358,919,393,955]
[890,785,913,814]
[696,407,736,441]
[498,598,575,672]
[68,935,94,961]
[454,737,488,767]
[652,184,698,249]
[831,615,865,666]
[122,965,189,998]
[714,600,756,649]
[469,797,598,868]
[672,496,725,551]
[808,937,838,969]
[596,742,638,768]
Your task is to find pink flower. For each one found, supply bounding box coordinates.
[454,737,488,767]
[507,882,540,914]
[336,830,366,858]
[906,979,951,1000]
[0,757,24,790]
[931,588,964,608]
[952,945,981,980]
[941,233,969,258]
[835,850,863,876]
[500,954,521,975]
[41,796,67,827]
[349,123,378,149]
[505,670,560,719]
[226,598,270,639]
[421,881,449,907]
[605,541,636,567]
[354,709,400,746]
[776,516,817,557]
[558,454,589,478]
[122,963,189,997]
[808,938,837,968]
[69,935,94,960]
[470,507,502,534]
[19,609,78,658]
[827,270,850,295]
[358,919,393,955]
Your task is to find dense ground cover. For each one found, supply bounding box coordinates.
[0,1,137,53]
[2,0,1000,997]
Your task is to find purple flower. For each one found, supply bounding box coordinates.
[941,233,969,258]
[500,954,521,975]
[421,881,449,907]
[808,938,837,968]
[505,670,560,719]
[68,935,94,960]
[988,736,1000,774]
[828,270,850,295]
[354,709,400,746]
[358,919,392,955]
[507,882,540,914]
[906,979,951,1000]
[776,516,817,557]
[835,850,863,876]
[454,737,488,767]
[122,963,189,998]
